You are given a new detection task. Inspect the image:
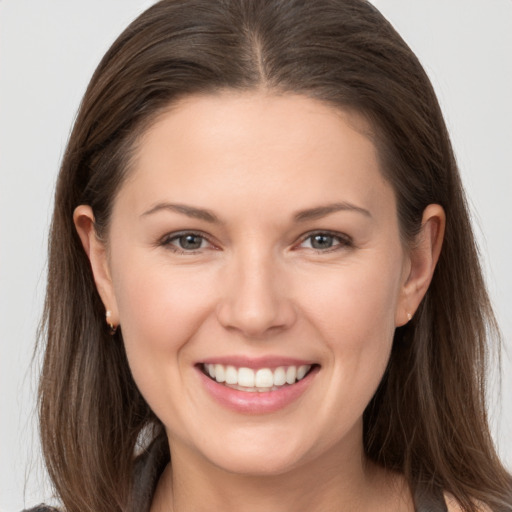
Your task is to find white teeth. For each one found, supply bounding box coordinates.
[204,363,312,390]
[297,365,309,380]
[255,368,274,388]
[273,366,286,386]
[214,364,225,383]
[238,367,255,387]
[286,366,297,384]
[225,365,238,385]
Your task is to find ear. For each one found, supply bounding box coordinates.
[395,204,445,326]
[73,205,119,326]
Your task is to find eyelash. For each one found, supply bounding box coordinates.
[296,231,353,253]
[159,230,353,254]
[159,231,214,254]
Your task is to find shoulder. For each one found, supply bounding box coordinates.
[22,506,59,512]
[445,495,463,512]
[444,493,492,512]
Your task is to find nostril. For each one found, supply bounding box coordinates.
[215,296,297,338]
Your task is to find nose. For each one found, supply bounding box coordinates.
[216,250,297,338]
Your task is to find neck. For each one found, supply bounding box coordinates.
[150,429,412,512]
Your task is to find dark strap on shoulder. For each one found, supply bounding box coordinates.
[414,482,448,512]
[128,434,170,512]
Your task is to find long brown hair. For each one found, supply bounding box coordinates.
[39,1,512,510]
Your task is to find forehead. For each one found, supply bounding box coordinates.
[119,91,393,220]
[137,91,376,158]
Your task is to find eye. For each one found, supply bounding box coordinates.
[161,232,211,253]
[298,232,352,251]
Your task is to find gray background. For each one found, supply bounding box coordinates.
[1,1,511,510]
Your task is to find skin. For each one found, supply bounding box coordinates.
[75,92,445,512]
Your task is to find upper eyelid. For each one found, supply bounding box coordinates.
[297,230,352,243]
[160,230,216,250]
[293,232,354,253]
[161,230,210,242]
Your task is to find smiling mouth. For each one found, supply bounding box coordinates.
[200,363,317,392]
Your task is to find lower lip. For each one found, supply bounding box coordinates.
[197,366,318,414]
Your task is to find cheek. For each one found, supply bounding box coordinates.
[298,254,402,416]
[110,256,215,381]
[301,254,402,346]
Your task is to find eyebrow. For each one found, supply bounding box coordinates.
[141,202,219,223]
[141,201,371,224]
[293,202,372,222]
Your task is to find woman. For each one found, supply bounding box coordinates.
[29,0,512,511]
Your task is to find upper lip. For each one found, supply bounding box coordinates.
[198,356,317,369]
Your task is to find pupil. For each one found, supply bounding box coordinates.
[179,234,202,250]
[311,234,333,249]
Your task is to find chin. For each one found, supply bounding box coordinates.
[210,450,305,477]
[192,427,315,477]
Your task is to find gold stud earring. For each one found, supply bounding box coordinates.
[106,310,118,335]
[407,312,413,322]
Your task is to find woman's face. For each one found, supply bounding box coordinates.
[91,92,417,476]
